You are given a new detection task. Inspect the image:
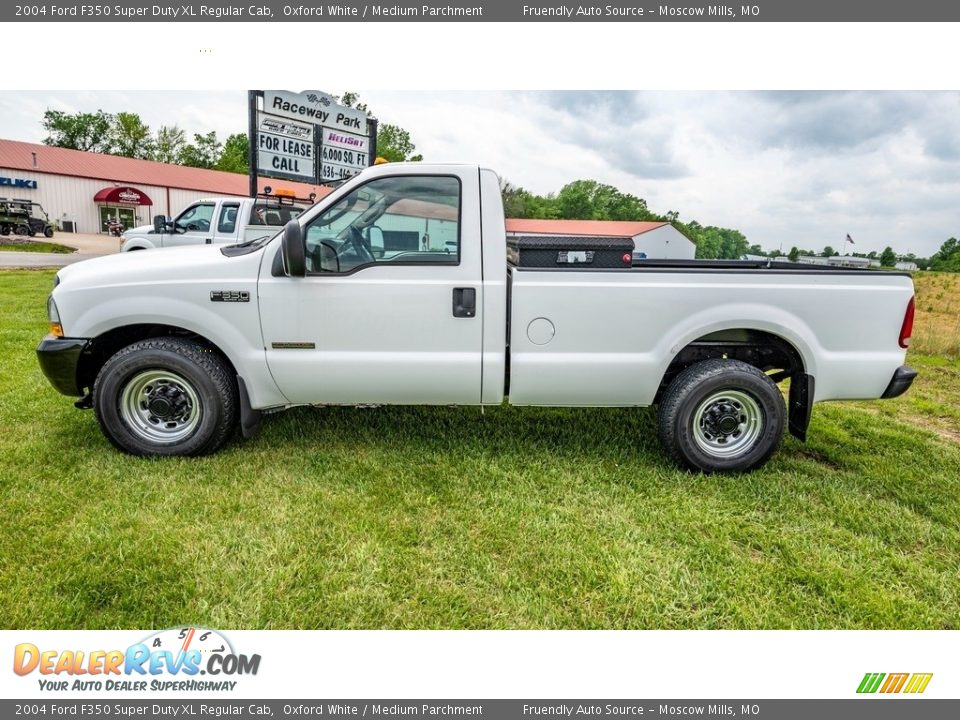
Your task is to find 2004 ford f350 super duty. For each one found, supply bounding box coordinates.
[36,163,918,472]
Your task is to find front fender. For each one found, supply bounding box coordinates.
[120,237,157,251]
[63,293,287,409]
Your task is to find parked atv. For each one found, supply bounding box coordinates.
[0,198,55,238]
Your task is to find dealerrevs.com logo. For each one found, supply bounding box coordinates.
[857,672,933,694]
[13,628,261,693]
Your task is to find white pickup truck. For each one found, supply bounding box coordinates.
[37,163,917,472]
[120,192,313,251]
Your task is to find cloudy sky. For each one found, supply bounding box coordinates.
[2,90,958,257]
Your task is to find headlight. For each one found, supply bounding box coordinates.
[119,235,128,246]
[47,295,63,337]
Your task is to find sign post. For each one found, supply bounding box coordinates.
[247,89,378,198]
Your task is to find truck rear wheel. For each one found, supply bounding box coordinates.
[93,337,237,456]
[657,359,785,473]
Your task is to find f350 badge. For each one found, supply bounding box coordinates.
[210,291,250,303]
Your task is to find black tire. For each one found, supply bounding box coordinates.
[93,337,237,457]
[657,359,785,473]
[44,226,54,238]
[0,225,10,236]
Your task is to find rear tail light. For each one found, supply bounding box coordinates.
[898,296,915,349]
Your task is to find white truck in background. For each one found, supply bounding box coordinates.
[120,190,315,251]
[37,163,917,473]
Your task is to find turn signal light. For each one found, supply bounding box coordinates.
[50,322,63,338]
[898,296,915,349]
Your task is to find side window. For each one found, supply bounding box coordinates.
[175,203,215,233]
[217,203,240,234]
[304,175,460,274]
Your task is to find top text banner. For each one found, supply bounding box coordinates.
[7,0,960,22]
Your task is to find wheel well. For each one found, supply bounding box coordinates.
[658,329,813,442]
[77,324,237,393]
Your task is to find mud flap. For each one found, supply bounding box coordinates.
[788,373,814,442]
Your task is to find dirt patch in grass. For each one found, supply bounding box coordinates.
[0,238,77,254]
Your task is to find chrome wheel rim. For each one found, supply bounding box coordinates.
[692,389,764,458]
[119,370,201,443]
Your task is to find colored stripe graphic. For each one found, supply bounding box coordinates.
[857,673,885,693]
[880,673,909,693]
[904,673,934,694]
[857,672,932,694]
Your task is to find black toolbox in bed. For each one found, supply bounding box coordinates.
[507,235,635,269]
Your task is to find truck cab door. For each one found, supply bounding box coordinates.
[257,169,484,405]
[163,201,217,247]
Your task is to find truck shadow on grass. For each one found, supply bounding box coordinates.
[259,403,670,465]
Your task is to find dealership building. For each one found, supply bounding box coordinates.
[0,139,324,234]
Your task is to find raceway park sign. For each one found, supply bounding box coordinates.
[264,90,367,134]
[254,90,374,185]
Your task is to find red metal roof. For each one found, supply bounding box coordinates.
[0,138,329,198]
[505,218,668,237]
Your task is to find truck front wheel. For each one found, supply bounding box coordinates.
[657,359,785,473]
[93,337,237,456]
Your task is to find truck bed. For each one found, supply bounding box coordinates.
[505,262,913,407]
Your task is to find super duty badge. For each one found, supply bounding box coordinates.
[210,290,250,303]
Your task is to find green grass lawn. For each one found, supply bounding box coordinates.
[0,238,76,254]
[1,269,959,629]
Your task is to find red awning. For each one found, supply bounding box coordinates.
[93,186,153,206]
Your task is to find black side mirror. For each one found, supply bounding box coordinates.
[153,215,167,234]
[281,220,306,277]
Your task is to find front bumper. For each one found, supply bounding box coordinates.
[36,336,89,396]
[881,365,917,399]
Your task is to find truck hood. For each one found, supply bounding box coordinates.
[56,243,263,289]
[125,224,154,235]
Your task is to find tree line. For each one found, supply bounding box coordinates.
[40,92,421,176]
[504,178,765,261]
[42,109,251,173]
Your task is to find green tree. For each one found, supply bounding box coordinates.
[822,246,836,257]
[337,91,421,163]
[554,180,654,221]
[42,109,115,153]
[500,180,558,219]
[880,246,897,267]
[376,124,423,163]
[216,133,250,174]
[788,246,800,262]
[929,237,959,272]
[153,125,187,164]
[180,131,222,169]
[112,112,154,159]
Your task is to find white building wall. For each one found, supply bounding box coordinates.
[632,224,696,259]
[0,168,251,234]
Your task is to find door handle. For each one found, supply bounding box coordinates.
[205,238,213,244]
[452,287,476,318]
